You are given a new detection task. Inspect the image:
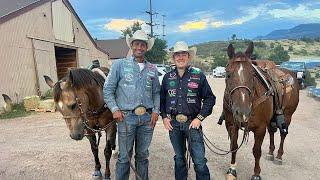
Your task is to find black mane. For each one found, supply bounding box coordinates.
[53,68,105,102]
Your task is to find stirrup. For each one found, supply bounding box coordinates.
[275,114,288,135]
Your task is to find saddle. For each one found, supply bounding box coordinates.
[252,60,295,112]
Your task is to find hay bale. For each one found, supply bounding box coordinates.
[23,96,40,111]
[38,99,56,112]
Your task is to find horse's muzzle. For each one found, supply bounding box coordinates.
[232,106,251,123]
[70,132,84,140]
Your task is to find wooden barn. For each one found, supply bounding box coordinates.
[0,0,110,108]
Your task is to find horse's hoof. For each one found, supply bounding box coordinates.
[92,170,102,180]
[226,174,236,180]
[265,154,274,161]
[273,157,283,165]
[226,168,237,180]
[251,175,261,180]
[112,150,118,159]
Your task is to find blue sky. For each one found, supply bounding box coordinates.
[69,0,320,47]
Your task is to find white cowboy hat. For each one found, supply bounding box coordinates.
[126,30,155,51]
[169,41,197,60]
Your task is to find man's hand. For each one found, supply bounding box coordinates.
[113,110,124,122]
[150,112,159,128]
[163,117,173,131]
[189,118,201,129]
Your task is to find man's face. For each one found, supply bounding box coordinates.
[131,40,147,58]
[173,51,190,69]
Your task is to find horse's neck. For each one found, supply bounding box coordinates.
[86,87,104,109]
[252,74,269,100]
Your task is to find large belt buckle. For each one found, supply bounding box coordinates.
[176,114,188,123]
[134,107,146,116]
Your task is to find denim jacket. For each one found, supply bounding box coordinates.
[103,56,160,114]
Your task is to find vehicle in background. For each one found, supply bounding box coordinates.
[212,66,226,78]
[155,64,172,85]
[280,61,307,89]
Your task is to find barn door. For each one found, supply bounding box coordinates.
[32,39,57,95]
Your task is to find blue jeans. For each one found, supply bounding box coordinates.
[116,111,154,180]
[169,119,210,180]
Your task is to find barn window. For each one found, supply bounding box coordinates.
[52,0,74,42]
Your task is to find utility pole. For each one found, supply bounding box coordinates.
[145,0,158,37]
[162,15,166,40]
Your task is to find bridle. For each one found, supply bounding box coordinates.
[61,96,115,135]
[225,60,255,121]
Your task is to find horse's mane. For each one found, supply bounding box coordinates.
[53,68,105,102]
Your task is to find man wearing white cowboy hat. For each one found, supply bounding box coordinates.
[160,41,216,180]
[104,30,160,180]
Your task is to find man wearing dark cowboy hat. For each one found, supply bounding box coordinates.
[160,41,216,180]
[103,30,160,180]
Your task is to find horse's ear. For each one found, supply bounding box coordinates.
[2,94,12,104]
[245,41,254,58]
[69,70,74,84]
[44,75,54,88]
[227,44,235,59]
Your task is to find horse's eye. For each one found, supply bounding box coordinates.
[70,103,77,110]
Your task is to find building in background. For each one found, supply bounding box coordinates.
[0,0,110,107]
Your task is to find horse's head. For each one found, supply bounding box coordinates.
[225,42,255,123]
[44,69,105,140]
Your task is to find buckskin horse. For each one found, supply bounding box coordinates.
[223,42,299,180]
[44,68,116,180]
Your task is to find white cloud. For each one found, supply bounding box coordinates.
[104,19,146,32]
[179,20,208,32]
[268,4,320,21]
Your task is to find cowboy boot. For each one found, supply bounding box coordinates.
[217,111,225,125]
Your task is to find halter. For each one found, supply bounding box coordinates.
[61,96,115,135]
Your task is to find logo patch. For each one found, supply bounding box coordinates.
[170,100,176,104]
[187,98,196,103]
[187,92,197,97]
[190,74,200,80]
[169,81,176,87]
[170,72,177,78]
[168,89,176,97]
[188,82,198,89]
[125,73,133,81]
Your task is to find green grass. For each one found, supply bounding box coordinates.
[0,103,33,119]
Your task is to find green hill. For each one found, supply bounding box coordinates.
[190,39,320,71]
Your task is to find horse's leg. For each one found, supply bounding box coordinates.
[274,115,291,165]
[251,128,266,180]
[104,127,116,180]
[266,127,275,161]
[87,135,102,179]
[226,126,239,180]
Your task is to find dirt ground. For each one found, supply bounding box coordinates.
[1,78,319,180]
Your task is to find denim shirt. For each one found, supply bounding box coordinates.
[103,56,160,114]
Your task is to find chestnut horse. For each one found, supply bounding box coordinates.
[44,68,116,180]
[223,42,299,180]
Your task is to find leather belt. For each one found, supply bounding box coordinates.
[172,114,194,123]
[124,107,152,116]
